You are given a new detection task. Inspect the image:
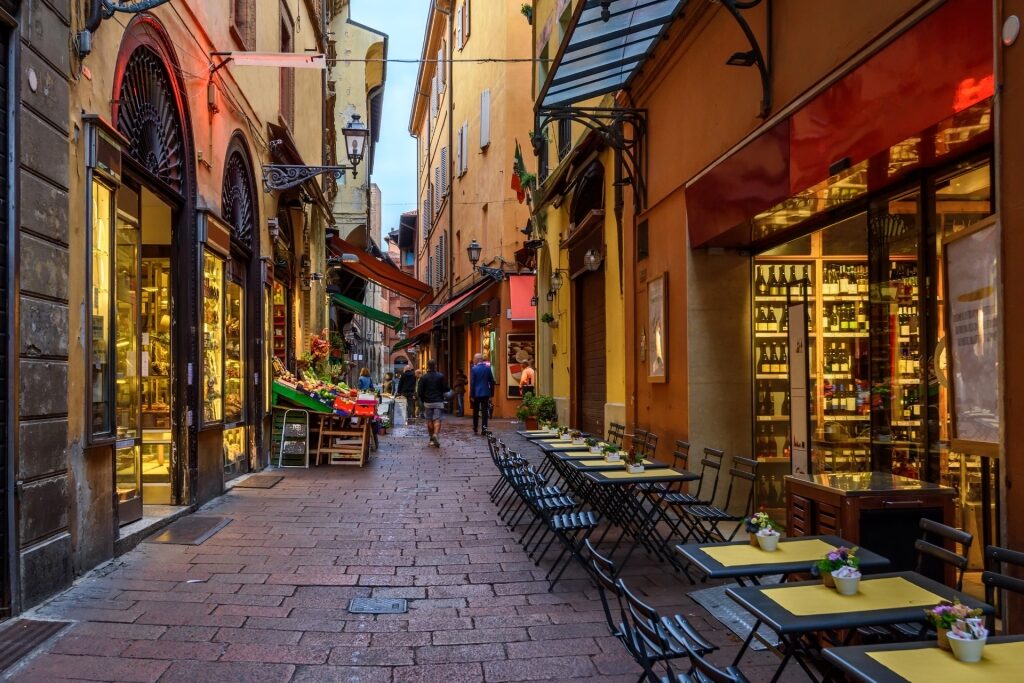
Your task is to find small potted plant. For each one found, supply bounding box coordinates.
[570,430,585,445]
[831,564,862,595]
[744,512,781,547]
[947,617,988,663]
[585,437,602,454]
[756,526,781,552]
[625,448,644,474]
[557,425,570,439]
[811,546,858,588]
[521,3,533,25]
[602,443,621,462]
[925,600,983,650]
[541,312,557,328]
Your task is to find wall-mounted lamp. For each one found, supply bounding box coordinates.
[550,270,566,293]
[583,248,603,272]
[530,295,538,307]
[545,291,555,302]
[466,239,483,267]
[726,50,757,67]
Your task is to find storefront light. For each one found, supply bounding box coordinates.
[342,114,369,168]
[466,239,482,267]
[550,271,564,293]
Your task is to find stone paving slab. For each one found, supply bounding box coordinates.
[8,419,777,682]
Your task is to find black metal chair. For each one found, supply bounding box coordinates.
[663,447,724,508]
[915,518,974,590]
[683,456,758,543]
[983,545,1024,633]
[608,422,626,447]
[667,639,751,683]
[584,539,630,647]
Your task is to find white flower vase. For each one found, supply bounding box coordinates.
[831,570,861,595]
[590,446,602,454]
[604,453,621,463]
[572,438,584,445]
[756,533,779,552]
[948,633,986,663]
[626,463,645,474]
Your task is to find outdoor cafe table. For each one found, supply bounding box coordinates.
[536,439,599,453]
[581,467,699,576]
[726,571,993,683]
[676,535,891,586]
[822,635,1024,683]
[516,430,594,440]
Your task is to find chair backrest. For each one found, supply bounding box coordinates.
[631,428,649,455]
[619,579,675,676]
[721,456,758,518]
[583,539,625,639]
[680,639,750,683]
[914,518,973,590]
[642,432,659,459]
[983,544,1024,631]
[608,422,625,447]
[695,447,726,503]
[668,441,690,492]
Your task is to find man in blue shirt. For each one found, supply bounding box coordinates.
[469,353,495,434]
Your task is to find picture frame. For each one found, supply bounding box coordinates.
[506,332,536,398]
[647,273,667,383]
[943,215,1001,456]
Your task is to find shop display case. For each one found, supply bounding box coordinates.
[142,428,173,504]
[202,252,224,424]
[225,280,244,424]
[273,281,288,362]
[224,426,248,475]
[91,180,113,434]
[115,212,140,439]
[141,259,172,431]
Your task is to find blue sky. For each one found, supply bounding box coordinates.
[351,0,429,243]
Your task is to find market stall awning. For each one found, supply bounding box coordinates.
[328,234,432,303]
[508,275,536,321]
[330,293,403,331]
[538,0,687,109]
[408,279,493,338]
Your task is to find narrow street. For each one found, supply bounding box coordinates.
[8,421,773,683]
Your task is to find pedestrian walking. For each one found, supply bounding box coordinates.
[417,359,450,448]
[414,369,425,420]
[382,372,394,395]
[358,367,374,391]
[451,369,467,416]
[397,365,417,420]
[518,360,535,396]
[469,353,495,434]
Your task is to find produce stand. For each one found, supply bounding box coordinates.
[272,381,371,467]
[273,409,309,468]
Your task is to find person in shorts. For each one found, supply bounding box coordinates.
[417,359,451,448]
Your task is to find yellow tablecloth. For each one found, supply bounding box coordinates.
[763,576,944,616]
[868,641,1024,682]
[579,459,654,468]
[600,468,681,480]
[702,538,836,567]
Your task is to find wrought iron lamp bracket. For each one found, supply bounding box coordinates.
[100,0,175,19]
[720,0,772,119]
[262,164,355,192]
[534,106,648,212]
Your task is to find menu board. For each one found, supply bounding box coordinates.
[944,215,1000,452]
[506,333,536,398]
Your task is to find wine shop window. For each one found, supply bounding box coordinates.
[232,0,256,51]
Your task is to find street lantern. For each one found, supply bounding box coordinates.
[342,114,369,169]
[550,270,564,293]
[466,239,482,267]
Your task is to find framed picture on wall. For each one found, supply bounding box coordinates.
[648,273,667,383]
[506,333,536,398]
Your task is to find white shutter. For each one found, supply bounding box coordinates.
[430,79,437,121]
[465,0,471,38]
[427,254,434,288]
[455,6,463,50]
[440,146,449,195]
[434,167,441,210]
[422,197,429,238]
[480,89,490,148]
[456,125,464,177]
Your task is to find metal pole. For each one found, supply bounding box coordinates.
[446,6,455,379]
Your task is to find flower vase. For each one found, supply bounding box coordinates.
[822,572,835,588]
[936,627,951,651]
[948,633,986,663]
[749,533,759,547]
[756,533,779,552]
[627,463,645,474]
[832,570,861,596]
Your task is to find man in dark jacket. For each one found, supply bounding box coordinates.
[417,359,450,447]
[396,366,417,421]
[469,353,495,434]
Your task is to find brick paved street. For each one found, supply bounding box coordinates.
[9,420,776,682]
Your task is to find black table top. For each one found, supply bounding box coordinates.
[823,635,1024,683]
[515,430,567,440]
[726,571,993,635]
[676,535,890,580]
[584,468,698,485]
[536,440,593,453]
[565,457,669,472]
[785,471,955,497]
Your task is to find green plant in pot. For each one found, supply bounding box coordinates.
[625,448,645,473]
[521,3,533,25]
[602,443,621,462]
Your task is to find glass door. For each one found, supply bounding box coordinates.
[114,195,142,524]
[224,274,247,477]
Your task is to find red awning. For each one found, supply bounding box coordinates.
[408,279,493,338]
[508,275,536,321]
[328,235,432,302]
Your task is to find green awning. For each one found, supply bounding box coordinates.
[330,293,403,331]
[391,334,423,352]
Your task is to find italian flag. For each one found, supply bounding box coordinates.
[511,140,527,204]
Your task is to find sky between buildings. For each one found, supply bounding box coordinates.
[351,0,430,243]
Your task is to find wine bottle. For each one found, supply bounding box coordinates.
[759,344,770,374]
[756,305,768,332]
[767,306,778,332]
[780,306,789,332]
[856,301,867,330]
[779,343,788,374]
[768,266,779,296]
[755,266,768,296]
[840,342,850,373]
[779,266,788,291]
[782,391,791,415]
[845,382,856,413]
[770,343,781,374]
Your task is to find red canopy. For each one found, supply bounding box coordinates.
[508,275,536,321]
[408,279,493,338]
[328,235,432,302]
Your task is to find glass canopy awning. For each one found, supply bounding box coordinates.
[538,0,688,109]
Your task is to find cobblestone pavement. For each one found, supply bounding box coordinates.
[9,419,777,682]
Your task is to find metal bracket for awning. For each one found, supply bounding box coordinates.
[719,0,772,119]
[534,106,647,212]
[262,164,355,192]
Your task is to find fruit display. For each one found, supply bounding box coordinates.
[273,357,356,414]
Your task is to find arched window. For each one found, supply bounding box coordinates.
[222,139,257,253]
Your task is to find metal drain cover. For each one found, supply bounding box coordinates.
[347,598,408,614]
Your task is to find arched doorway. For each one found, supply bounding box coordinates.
[107,17,197,516]
[221,135,259,478]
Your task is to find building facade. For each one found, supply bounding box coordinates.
[2,0,335,615]
[408,0,536,418]
[534,0,1022,625]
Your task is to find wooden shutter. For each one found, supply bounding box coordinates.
[440,146,449,195]
[464,0,471,38]
[455,6,463,50]
[456,124,464,177]
[480,89,490,148]
[422,197,429,238]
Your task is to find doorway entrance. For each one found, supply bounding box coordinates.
[1,13,12,620]
[575,269,607,435]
